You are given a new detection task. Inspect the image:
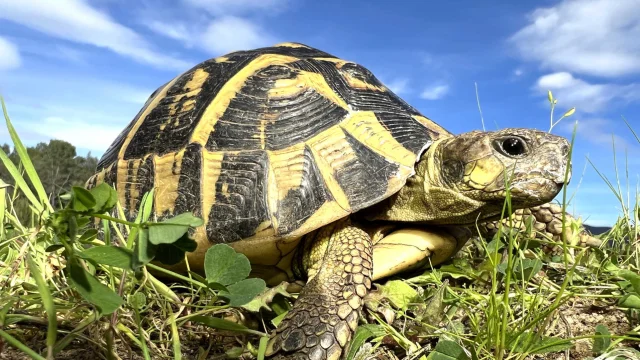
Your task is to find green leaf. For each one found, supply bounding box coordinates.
[225,347,244,359]
[188,315,266,337]
[419,281,447,324]
[78,229,99,243]
[75,215,91,228]
[271,311,288,327]
[562,107,576,118]
[153,243,187,265]
[438,260,476,280]
[171,233,198,252]
[45,244,65,252]
[146,232,196,266]
[67,214,78,241]
[71,186,96,212]
[204,244,251,286]
[375,280,419,309]
[129,292,147,310]
[514,258,543,282]
[344,324,386,360]
[79,246,133,269]
[486,237,505,253]
[140,189,155,224]
[426,340,470,360]
[593,324,611,355]
[133,228,155,269]
[241,282,292,312]
[88,183,118,213]
[148,212,203,245]
[619,270,640,294]
[67,260,124,315]
[220,278,267,307]
[163,212,204,227]
[547,90,553,103]
[619,294,640,309]
[207,281,229,292]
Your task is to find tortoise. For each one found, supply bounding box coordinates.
[87,42,577,359]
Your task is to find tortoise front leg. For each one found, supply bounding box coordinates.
[265,219,373,360]
[479,203,602,254]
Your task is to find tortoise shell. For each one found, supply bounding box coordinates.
[88,42,451,268]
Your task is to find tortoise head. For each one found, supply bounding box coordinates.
[417,128,571,224]
[373,128,571,225]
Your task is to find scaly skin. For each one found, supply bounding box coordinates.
[479,203,602,254]
[266,129,573,359]
[366,128,571,226]
[266,219,373,360]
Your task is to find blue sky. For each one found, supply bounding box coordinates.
[0,0,638,226]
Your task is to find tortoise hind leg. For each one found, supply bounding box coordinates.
[265,219,373,360]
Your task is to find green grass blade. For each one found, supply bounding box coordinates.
[53,311,99,355]
[0,329,47,360]
[26,254,57,360]
[0,144,42,213]
[622,116,639,145]
[1,96,52,212]
[0,179,6,234]
[169,312,182,360]
[257,336,268,360]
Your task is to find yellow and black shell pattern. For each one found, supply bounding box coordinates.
[87,42,450,247]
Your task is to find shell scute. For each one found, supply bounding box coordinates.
[91,43,447,248]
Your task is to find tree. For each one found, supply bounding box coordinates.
[1,139,99,207]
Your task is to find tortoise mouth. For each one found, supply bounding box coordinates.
[509,177,566,205]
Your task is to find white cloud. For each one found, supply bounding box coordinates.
[144,21,193,44]
[513,68,524,77]
[385,78,409,95]
[55,45,87,64]
[143,13,279,56]
[0,0,190,70]
[420,84,449,100]
[535,72,640,113]
[0,37,21,70]
[184,0,288,15]
[201,16,277,55]
[510,0,640,78]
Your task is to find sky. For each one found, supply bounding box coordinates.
[0,0,639,227]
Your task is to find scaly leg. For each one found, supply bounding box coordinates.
[479,203,602,254]
[265,219,373,360]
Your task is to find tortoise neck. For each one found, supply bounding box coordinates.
[361,141,444,223]
[361,137,485,225]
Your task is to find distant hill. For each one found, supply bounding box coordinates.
[584,224,612,235]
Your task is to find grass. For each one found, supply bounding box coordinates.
[1,94,639,360]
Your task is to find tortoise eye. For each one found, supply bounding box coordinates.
[494,136,528,157]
